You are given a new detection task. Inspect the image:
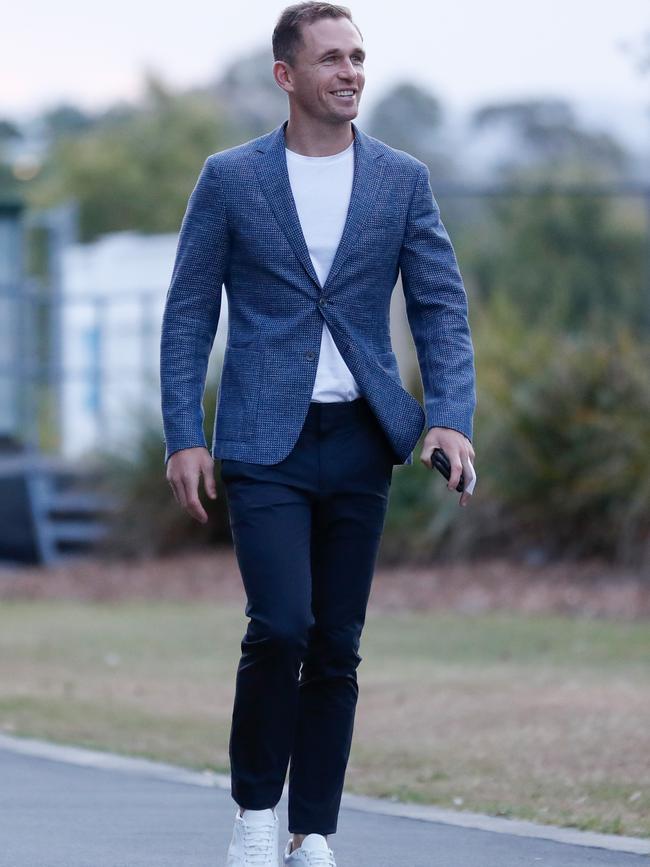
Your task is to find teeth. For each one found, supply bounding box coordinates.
[333,90,354,96]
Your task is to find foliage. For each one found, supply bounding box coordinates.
[25,74,235,242]
[92,365,232,559]
[469,98,628,179]
[386,293,650,571]
[460,185,647,336]
[475,294,650,565]
[365,81,453,177]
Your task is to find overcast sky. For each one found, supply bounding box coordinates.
[3,0,649,141]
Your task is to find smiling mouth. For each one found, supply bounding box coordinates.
[331,90,356,98]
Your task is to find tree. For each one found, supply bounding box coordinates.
[26,71,234,241]
[365,82,455,178]
[466,188,645,335]
[470,98,628,181]
[203,46,288,138]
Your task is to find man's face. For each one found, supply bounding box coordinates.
[278,17,365,123]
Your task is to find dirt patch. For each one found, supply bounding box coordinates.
[0,550,648,620]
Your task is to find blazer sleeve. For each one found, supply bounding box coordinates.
[398,161,476,443]
[160,156,230,464]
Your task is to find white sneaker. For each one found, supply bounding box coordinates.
[283,833,336,866]
[226,806,279,866]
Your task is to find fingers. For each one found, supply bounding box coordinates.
[166,450,214,524]
[422,428,476,507]
[169,482,208,523]
[168,476,182,508]
[447,450,464,492]
[458,452,474,507]
[201,460,218,501]
[177,471,208,523]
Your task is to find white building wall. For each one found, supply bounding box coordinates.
[60,230,229,460]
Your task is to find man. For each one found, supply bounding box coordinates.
[160,2,477,865]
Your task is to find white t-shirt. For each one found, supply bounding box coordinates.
[285,140,361,402]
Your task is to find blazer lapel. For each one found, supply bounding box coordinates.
[253,119,386,294]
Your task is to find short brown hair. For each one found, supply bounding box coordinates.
[272,1,362,68]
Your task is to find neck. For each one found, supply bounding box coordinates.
[284,114,355,157]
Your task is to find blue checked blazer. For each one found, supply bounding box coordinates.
[160,119,476,467]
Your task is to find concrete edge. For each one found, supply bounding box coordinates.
[0,732,648,857]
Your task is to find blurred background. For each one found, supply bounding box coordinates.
[0,0,649,841]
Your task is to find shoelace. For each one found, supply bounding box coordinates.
[243,821,276,864]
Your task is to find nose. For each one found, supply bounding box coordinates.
[338,56,358,80]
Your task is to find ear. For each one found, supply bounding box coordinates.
[273,60,294,94]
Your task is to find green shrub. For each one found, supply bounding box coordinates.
[383,292,650,571]
[476,293,650,566]
[92,367,232,559]
[459,187,647,336]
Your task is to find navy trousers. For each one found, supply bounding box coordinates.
[220,396,395,835]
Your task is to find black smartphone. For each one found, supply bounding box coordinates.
[431,447,465,492]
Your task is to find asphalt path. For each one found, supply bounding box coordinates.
[0,738,647,866]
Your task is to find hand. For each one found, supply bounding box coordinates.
[421,427,476,508]
[166,447,217,524]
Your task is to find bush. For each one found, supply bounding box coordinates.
[479,292,650,564]
[383,292,650,571]
[92,367,233,559]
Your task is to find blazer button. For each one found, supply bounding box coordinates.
[318,297,326,306]
[305,351,316,360]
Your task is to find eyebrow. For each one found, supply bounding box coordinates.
[317,47,366,60]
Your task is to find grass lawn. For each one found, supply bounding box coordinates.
[0,600,648,838]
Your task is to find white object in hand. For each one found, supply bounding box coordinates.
[464,458,477,495]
